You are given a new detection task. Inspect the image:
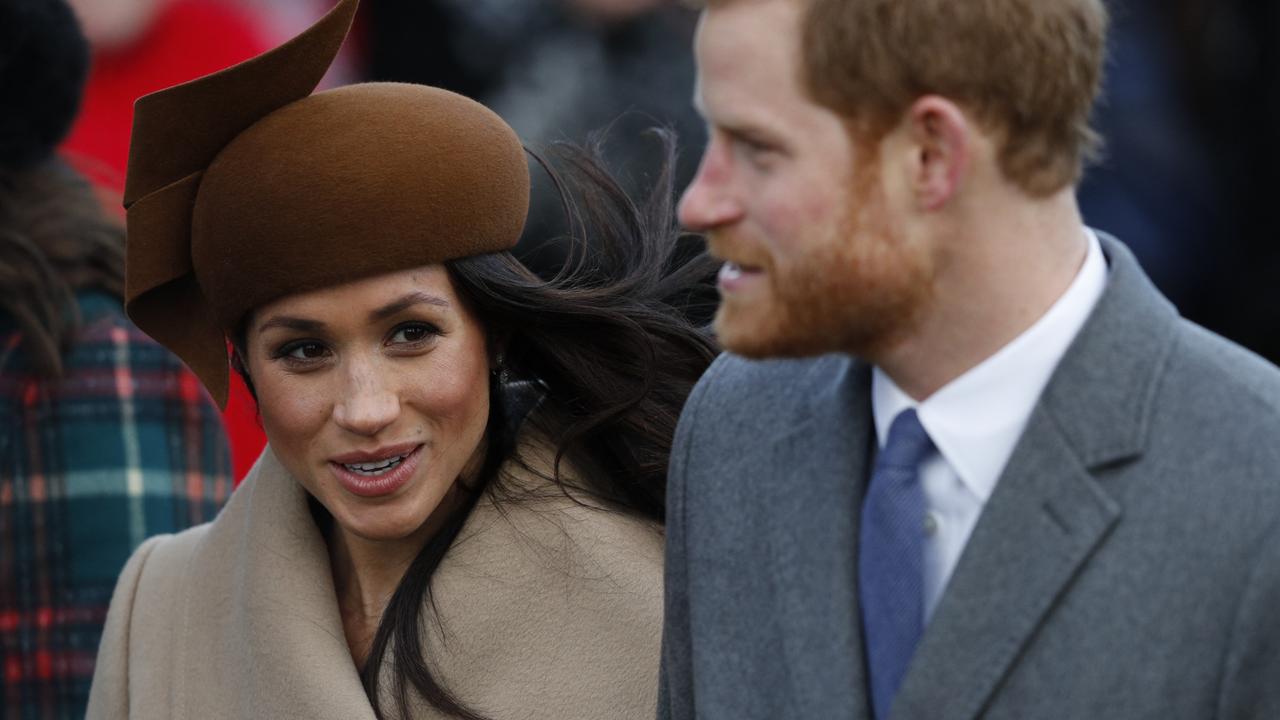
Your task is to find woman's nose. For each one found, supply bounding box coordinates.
[332,367,399,437]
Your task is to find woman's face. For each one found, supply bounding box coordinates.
[244,265,491,543]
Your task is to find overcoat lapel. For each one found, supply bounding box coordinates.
[178,449,378,720]
[162,439,663,720]
[890,407,1121,720]
[765,356,875,720]
[891,236,1180,720]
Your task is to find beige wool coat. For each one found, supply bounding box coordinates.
[85,442,664,720]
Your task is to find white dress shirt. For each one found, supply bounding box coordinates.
[871,229,1108,620]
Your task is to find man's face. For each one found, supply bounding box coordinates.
[679,0,934,360]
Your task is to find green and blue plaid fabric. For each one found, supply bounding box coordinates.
[0,293,232,719]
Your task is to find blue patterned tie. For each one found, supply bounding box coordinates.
[860,408,934,720]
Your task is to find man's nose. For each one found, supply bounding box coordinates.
[332,362,399,437]
[678,141,743,231]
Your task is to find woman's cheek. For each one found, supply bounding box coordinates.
[255,372,333,480]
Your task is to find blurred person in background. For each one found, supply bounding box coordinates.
[1076,0,1280,364]
[0,1,231,717]
[218,0,362,85]
[364,0,706,282]
[1161,0,1280,363]
[60,0,270,189]
[1077,0,1223,314]
[60,0,274,483]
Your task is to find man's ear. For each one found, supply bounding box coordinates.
[906,95,971,211]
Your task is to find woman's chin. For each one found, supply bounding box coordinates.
[316,462,449,542]
[333,505,431,543]
[327,483,459,545]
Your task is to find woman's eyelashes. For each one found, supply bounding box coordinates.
[267,321,444,369]
[272,339,332,368]
[387,321,442,348]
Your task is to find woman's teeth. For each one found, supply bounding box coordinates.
[343,455,406,476]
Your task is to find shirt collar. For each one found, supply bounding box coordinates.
[872,228,1108,502]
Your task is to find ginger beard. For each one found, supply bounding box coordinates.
[711,162,936,361]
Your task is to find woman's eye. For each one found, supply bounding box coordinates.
[278,341,329,361]
[389,323,439,345]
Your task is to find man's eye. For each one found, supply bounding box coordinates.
[734,137,776,165]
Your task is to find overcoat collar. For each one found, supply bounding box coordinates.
[762,355,876,720]
[179,447,378,720]
[168,436,661,720]
[890,234,1181,720]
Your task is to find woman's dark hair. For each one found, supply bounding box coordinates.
[356,130,718,719]
[0,159,127,376]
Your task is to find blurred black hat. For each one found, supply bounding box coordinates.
[0,0,90,171]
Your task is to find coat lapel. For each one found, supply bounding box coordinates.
[890,406,1121,720]
[174,437,663,720]
[764,356,875,720]
[178,448,378,720]
[892,235,1180,720]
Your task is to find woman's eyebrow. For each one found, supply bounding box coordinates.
[256,316,325,335]
[369,292,451,322]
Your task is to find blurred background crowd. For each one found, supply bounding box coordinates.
[3,0,1279,716]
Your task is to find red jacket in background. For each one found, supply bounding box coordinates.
[62,0,273,483]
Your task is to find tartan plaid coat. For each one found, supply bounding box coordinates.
[0,293,232,720]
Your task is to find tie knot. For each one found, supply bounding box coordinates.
[879,409,934,470]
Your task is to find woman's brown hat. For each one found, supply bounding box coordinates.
[123,0,530,408]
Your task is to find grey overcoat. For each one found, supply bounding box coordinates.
[660,235,1280,719]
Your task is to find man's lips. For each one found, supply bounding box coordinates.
[717,261,765,293]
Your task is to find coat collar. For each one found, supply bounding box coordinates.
[179,446,378,720]
[173,436,625,720]
[891,234,1181,720]
[762,355,876,720]
[1034,234,1180,470]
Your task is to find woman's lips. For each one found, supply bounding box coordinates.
[329,444,423,498]
[717,261,764,293]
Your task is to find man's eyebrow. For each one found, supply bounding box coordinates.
[720,121,785,149]
[696,99,784,148]
[369,292,451,323]
[256,316,326,335]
